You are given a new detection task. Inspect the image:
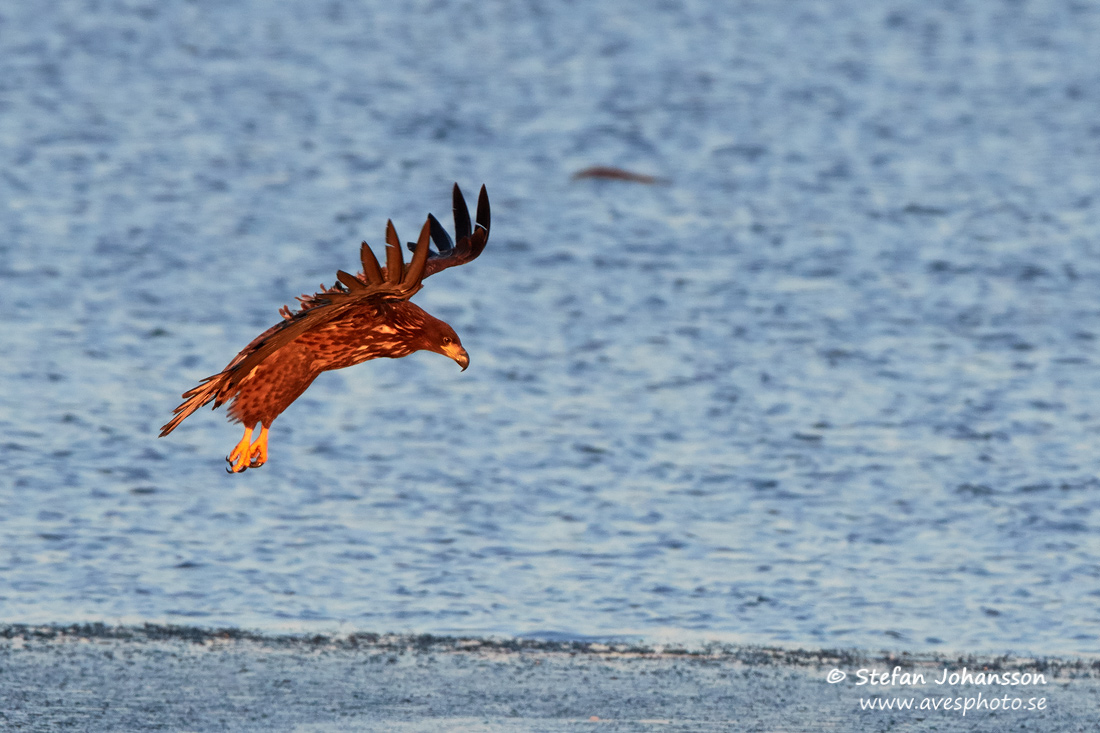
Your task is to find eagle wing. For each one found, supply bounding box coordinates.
[216,216,435,398]
[230,183,489,388]
[410,183,491,281]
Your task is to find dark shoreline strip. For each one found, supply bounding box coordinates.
[3,622,1097,676]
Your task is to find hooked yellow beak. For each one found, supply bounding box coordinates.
[443,342,469,371]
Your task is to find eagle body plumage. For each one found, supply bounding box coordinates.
[224,301,459,427]
[160,184,489,472]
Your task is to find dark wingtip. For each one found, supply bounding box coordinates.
[360,240,384,285]
[384,219,404,283]
[452,183,472,242]
[475,185,490,234]
[428,213,454,255]
[385,219,400,248]
[402,217,433,286]
[407,214,454,256]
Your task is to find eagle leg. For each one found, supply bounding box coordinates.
[248,425,269,468]
[226,426,254,473]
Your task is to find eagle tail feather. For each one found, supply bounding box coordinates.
[158,373,231,437]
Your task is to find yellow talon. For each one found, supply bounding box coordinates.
[249,425,269,468]
[226,426,254,473]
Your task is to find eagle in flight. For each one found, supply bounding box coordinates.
[160,183,490,472]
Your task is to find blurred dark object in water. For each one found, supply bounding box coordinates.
[572,166,667,184]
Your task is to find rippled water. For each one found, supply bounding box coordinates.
[3,0,1100,656]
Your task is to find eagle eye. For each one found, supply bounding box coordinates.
[442,336,452,345]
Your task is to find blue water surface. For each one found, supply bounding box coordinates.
[2,0,1100,656]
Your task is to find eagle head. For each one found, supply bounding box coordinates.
[438,333,469,371]
[419,315,469,370]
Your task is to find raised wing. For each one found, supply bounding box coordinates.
[216,184,489,396]
[407,183,491,280]
[217,217,436,395]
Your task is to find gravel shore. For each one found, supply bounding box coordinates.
[3,624,1098,732]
